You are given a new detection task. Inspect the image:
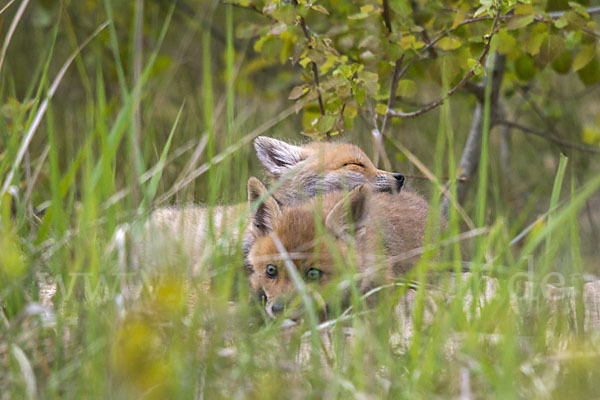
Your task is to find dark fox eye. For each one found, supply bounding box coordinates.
[266,264,278,279]
[305,268,322,281]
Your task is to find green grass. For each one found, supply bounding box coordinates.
[1,2,600,399]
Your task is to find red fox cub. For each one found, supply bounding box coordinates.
[246,177,430,319]
[253,136,405,203]
[136,137,406,276]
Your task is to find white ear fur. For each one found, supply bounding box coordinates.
[254,136,306,177]
[247,177,282,236]
[325,185,369,238]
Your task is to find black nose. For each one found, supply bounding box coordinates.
[272,302,285,313]
[393,173,405,190]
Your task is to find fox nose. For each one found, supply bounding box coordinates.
[265,301,286,319]
[393,173,405,191]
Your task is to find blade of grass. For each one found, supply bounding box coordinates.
[0,21,109,198]
[91,6,174,188]
[0,0,16,16]
[141,100,185,211]
[545,154,568,253]
[0,17,61,180]
[0,0,30,76]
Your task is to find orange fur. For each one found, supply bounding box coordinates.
[247,178,431,319]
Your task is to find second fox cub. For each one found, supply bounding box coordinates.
[247,177,431,319]
[133,136,405,276]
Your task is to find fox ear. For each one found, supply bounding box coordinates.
[325,185,370,238]
[254,136,305,177]
[248,177,282,236]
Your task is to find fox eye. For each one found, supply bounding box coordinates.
[266,264,278,279]
[305,268,323,281]
[342,162,365,169]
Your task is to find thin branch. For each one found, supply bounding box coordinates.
[382,0,393,33]
[380,55,404,136]
[387,9,501,119]
[310,61,325,116]
[290,0,327,137]
[546,5,600,18]
[496,120,600,155]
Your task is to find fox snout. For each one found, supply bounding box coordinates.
[393,173,405,190]
[375,172,405,193]
[265,300,286,319]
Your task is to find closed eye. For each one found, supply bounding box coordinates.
[342,162,365,168]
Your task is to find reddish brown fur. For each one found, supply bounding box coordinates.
[254,137,404,205]
[247,178,432,319]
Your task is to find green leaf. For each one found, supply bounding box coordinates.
[288,85,307,100]
[554,17,569,29]
[538,34,565,65]
[515,54,537,80]
[396,79,417,97]
[389,0,412,17]
[468,58,485,76]
[358,70,379,95]
[497,30,517,56]
[568,2,590,17]
[348,12,369,20]
[302,104,321,133]
[355,86,366,105]
[299,57,312,68]
[375,103,388,115]
[572,45,596,72]
[451,9,467,30]
[577,58,600,86]
[315,115,336,132]
[253,34,270,53]
[344,105,358,118]
[506,14,534,30]
[515,4,534,14]
[526,30,547,56]
[564,10,588,30]
[310,5,329,15]
[581,126,600,146]
[436,37,462,51]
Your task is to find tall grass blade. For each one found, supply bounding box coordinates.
[0,21,109,198]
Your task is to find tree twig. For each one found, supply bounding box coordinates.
[381,56,404,137]
[382,0,393,33]
[495,121,600,155]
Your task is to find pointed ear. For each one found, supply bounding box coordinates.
[325,185,370,238]
[254,136,306,177]
[248,177,282,236]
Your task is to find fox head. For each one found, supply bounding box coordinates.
[253,136,404,205]
[247,177,373,320]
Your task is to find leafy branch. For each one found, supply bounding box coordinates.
[387,8,501,119]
